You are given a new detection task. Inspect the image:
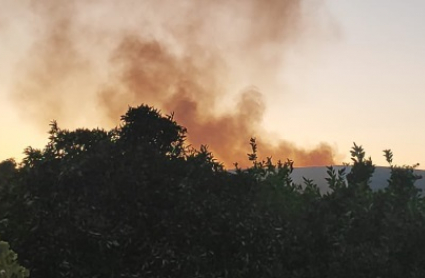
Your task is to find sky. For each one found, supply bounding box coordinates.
[1,0,425,168]
[271,0,425,168]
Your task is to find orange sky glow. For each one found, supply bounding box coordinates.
[1,0,425,169]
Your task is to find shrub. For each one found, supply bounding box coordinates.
[0,237,29,278]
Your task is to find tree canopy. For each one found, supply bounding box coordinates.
[1,104,425,278]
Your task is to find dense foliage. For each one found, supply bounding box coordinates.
[1,104,425,277]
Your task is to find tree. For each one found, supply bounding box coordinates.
[2,104,425,278]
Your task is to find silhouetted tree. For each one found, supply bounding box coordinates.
[1,104,425,278]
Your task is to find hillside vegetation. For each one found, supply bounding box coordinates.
[1,104,424,278]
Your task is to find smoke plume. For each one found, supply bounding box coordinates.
[10,0,337,167]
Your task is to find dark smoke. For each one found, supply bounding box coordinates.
[11,0,337,167]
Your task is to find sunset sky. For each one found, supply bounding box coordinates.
[1,0,425,168]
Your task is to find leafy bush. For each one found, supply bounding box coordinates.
[0,237,29,278]
[1,104,425,277]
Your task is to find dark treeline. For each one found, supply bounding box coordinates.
[1,104,425,277]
